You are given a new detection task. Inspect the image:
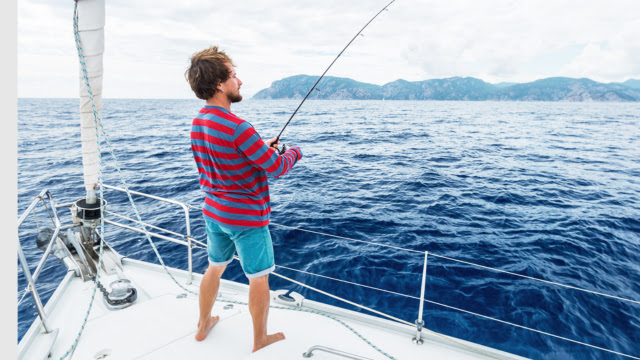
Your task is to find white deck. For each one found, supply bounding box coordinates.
[18,257,529,360]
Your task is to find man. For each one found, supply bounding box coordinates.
[186,45,302,352]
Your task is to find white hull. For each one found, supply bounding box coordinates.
[19,254,528,360]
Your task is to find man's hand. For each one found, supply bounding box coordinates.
[265,137,280,149]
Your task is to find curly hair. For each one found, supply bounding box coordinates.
[185,46,236,100]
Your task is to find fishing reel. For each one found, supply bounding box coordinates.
[275,143,291,155]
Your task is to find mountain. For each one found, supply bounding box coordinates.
[493,82,519,88]
[252,75,382,100]
[491,77,640,101]
[622,79,640,89]
[252,75,640,102]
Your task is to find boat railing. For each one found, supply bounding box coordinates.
[105,186,640,359]
[98,185,640,359]
[100,184,206,285]
[17,189,70,334]
[18,186,640,359]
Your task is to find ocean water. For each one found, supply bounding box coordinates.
[17,98,640,359]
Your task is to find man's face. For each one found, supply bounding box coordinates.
[220,62,243,103]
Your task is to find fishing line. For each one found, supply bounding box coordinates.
[274,0,396,152]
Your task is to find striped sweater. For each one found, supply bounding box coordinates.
[191,105,302,230]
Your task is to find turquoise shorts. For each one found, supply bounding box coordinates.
[205,220,275,279]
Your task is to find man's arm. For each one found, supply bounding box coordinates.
[233,122,302,178]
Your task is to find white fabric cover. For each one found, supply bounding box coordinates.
[77,0,105,192]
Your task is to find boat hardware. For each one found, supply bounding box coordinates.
[302,345,373,359]
[273,289,304,307]
[274,0,396,154]
[17,190,62,336]
[74,196,107,228]
[35,228,79,276]
[98,279,137,310]
[93,348,112,360]
[413,251,428,345]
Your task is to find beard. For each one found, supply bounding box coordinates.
[227,91,243,103]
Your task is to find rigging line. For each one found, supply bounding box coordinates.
[17,289,29,307]
[276,262,632,359]
[31,207,40,233]
[272,271,503,360]
[272,271,412,326]
[428,253,640,306]
[269,222,422,254]
[36,195,56,225]
[425,299,640,360]
[275,0,395,141]
[275,264,419,300]
[103,210,207,248]
[270,222,640,305]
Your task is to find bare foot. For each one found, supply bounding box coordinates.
[252,332,285,352]
[195,316,220,341]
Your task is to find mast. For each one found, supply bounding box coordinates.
[76,0,105,203]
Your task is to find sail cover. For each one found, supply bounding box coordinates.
[77,0,105,192]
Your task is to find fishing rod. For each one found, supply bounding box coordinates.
[274,0,396,154]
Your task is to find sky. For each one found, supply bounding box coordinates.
[17,0,640,99]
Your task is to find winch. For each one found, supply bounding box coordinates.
[72,189,108,228]
[99,279,138,310]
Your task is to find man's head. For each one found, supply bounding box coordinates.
[185,46,242,103]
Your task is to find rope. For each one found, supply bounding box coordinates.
[72,0,197,298]
[17,289,29,307]
[58,5,109,358]
[31,208,40,233]
[36,195,56,225]
[275,264,419,300]
[270,271,502,360]
[270,222,423,254]
[62,4,197,358]
[215,294,401,359]
[273,260,639,359]
[270,222,640,305]
[427,253,640,305]
[269,226,640,359]
[103,210,207,248]
[272,271,412,326]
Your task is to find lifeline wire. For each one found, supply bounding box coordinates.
[270,271,502,360]
[424,299,640,360]
[268,224,640,358]
[269,222,640,305]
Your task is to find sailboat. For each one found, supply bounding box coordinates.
[18,1,638,360]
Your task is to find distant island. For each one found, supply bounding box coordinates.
[252,76,640,102]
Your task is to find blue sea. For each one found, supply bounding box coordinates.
[18,98,640,359]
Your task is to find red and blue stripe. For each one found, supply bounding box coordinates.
[191,105,302,230]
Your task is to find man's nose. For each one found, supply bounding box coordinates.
[238,78,243,86]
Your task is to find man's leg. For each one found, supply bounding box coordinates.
[195,264,226,341]
[249,274,285,352]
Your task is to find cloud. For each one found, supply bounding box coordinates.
[561,19,640,82]
[17,0,640,98]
